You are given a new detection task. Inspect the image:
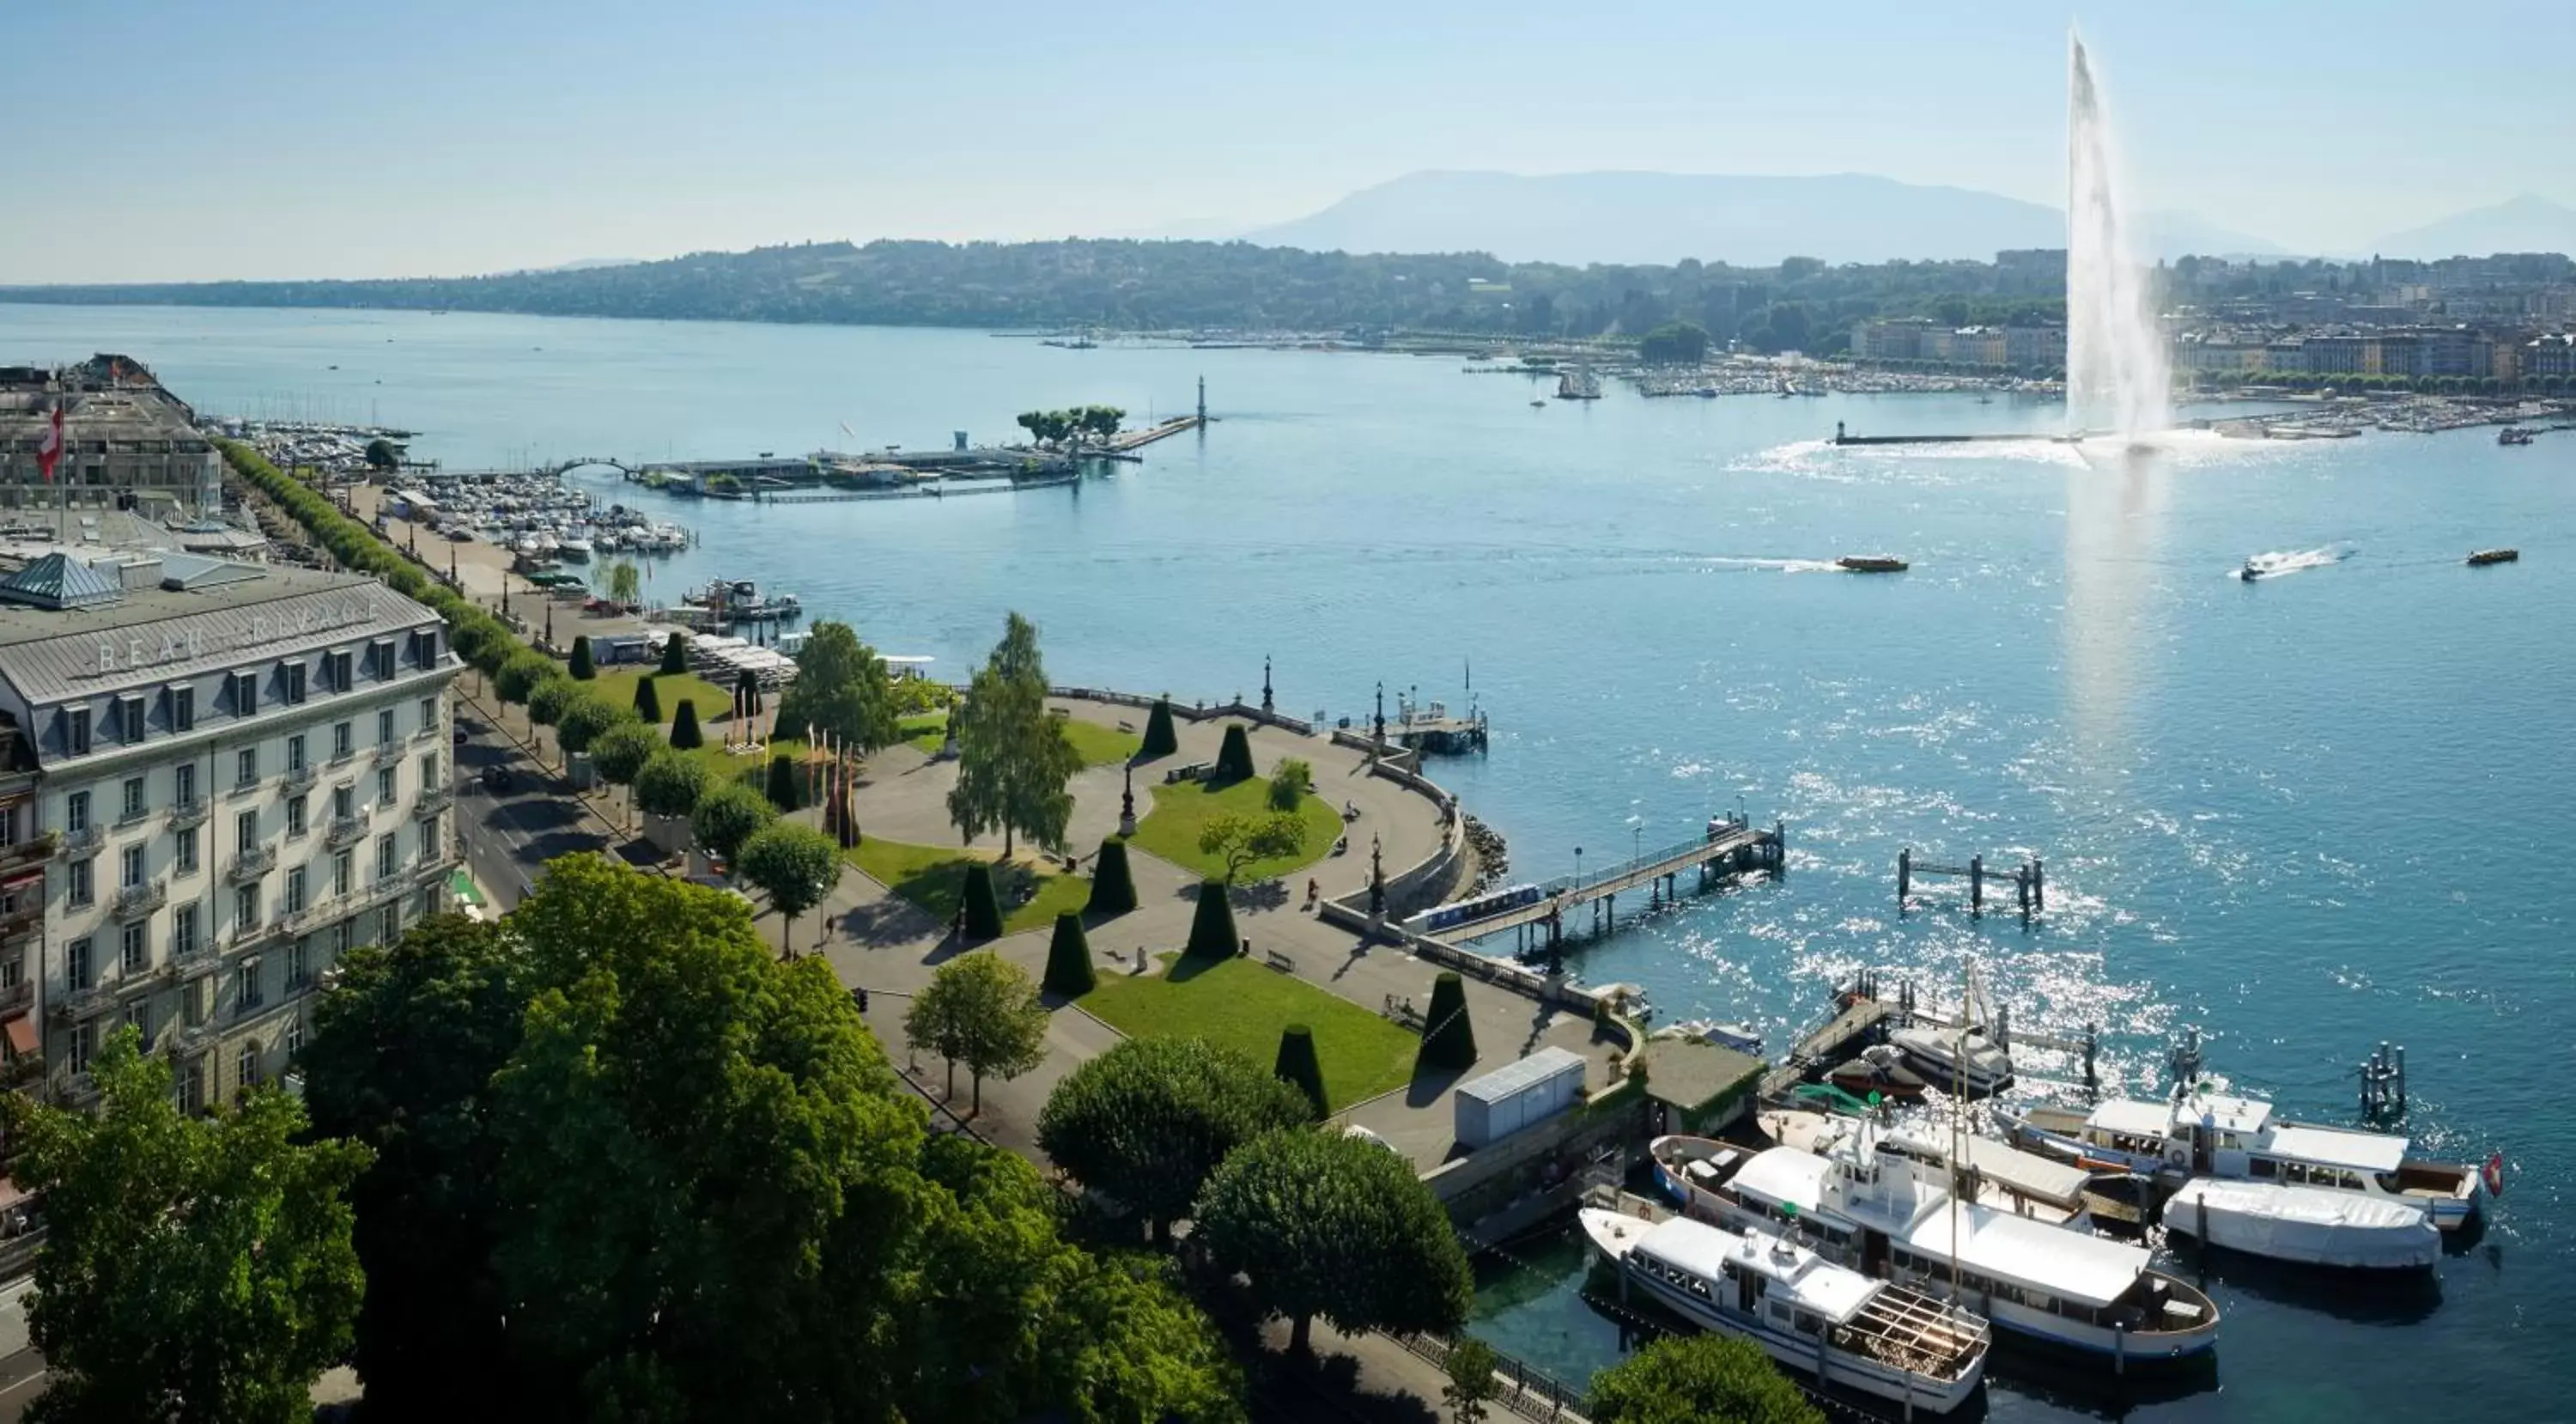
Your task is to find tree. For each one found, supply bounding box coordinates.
[652,632,684,676]
[1043,911,1096,996]
[590,721,662,827]
[904,950,1050,1112]
[1185,879,1239,959]
[1086,837,1137,916]
[1037,1037,1313,1244]
[633,747,709,821]
[670,697,703,750]
[775,620,902,755]
[556,693,626,760]
[1212,723,1256,782]
[958,861,1004,940]
[736,821,840,952]
[1638,321,1710,365]
[1586,1335,1825,1424]
[1267,757,1311,812]
[764,752,802,811]
[1199,810,1308,881]
[6,1028,370,1424]
[1273,1025,1328,1119]
[947,613,1080,857]
[1140,697,1179,758]
[1419,971,1478,1071]
[566,635,594,679]
[364,436,400,469]
[692,781,779,864]
[603,558,641,609]
[632,673,662,722]
[526,675,575,765]
[1197,1127,1473,1354]
[302,916,527,1418]
[1445,1337,1500,1424]
[495,648,556,705]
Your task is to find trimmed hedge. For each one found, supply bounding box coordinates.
[659,632,689,675]
[670,698,703,751]
[1184,879,1238,960]
[960,861,1004,940]
[1141,697,1179,758]
[1273,1025,1328,1120]
[1086,837,1137,916]
[1417,971,1478,1072]
[568,635,595,679]
[764,753,801,811]
[1212,723,1255,783]
[1044,912,1097,996]
[634,675,663,723]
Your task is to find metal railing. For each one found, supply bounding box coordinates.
[283,763,319,794]
[111,878,167,921]
[325,814,368,849]
[327,744,358,767]
[1383,1331,1589,1423]
[53,984,115,1021]
[171,940,221,980]
[0,832,56,873]
[0,981,32,1013]
[170,799,210,831]
[412,721,442,744]
[374,739,406,765]
[58,825,103,856]
[174,1020,217,1054]
[416,785,454,815]
[228,843,276,881]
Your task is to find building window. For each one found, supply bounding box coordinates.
[118,694,146,745]
[377,767,397,806]
[284,867,307,916]
[70,1022,94,1074]
[331,849,353,899]
[287,795,307,839]
[121,777,145,822]
[233,670,259,716]
[119,843,144,890]
[418,812,441,861]
[381,900,402,943]
[419,696,437,733]
[373,639,396,679]
[420,751,440,787]
[65,706,90,757]
[286,939,307,990]
[375,834,398,881]
[235,748,258,788]
[287,733,306,773]
[236,1039,259,1094]
[331,785,354,820]
[175,825,199,875]
[234,809,257,855]
[236,958,264,1012]
[377,708,396,745]
[0,804,16,847]
[284,1013,304,1058]
[66,936,93,989]
[331,917,352,956]
[329,651,354,692]
[64,790,89,834]
[182,1057,205,1112]
[283,662,307,705]
[174,762,196,808]
[332,721,353,759]
[173,904,198,960]
[172,685,195,733]
[68,857,93,908]
[120,921,148,974]
[234,882,260,931]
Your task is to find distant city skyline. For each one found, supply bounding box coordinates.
[7,0,2569,283]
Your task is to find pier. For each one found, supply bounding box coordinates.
[1440,816,1784,954]
[1831,420,2071,447]
[1759,971,2100,1101]
[1897,846,2045,919]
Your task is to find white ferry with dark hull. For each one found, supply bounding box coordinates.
[1581,1208,1990,1413]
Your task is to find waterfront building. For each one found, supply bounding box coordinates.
[0,548,460,1108]
[0,356,225,518]
[2526,333,2576,378]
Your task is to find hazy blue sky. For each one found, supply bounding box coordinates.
[7,0,2567,282]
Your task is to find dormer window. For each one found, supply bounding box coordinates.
[117,693,146,745]
[325,650,354,692]
[368,639,396,679]
[64,705,90,757]
[232,669,259,717]
[282,660,308,705]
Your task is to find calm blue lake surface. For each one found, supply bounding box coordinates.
[7,303,2569,1419]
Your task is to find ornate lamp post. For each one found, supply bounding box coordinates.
[1373,680,1385,759]
[1119,758,1138,837]
[1261,655,1273,715]
[1368,832,1385,922]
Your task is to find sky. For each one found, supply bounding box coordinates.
[4,0,2568,283]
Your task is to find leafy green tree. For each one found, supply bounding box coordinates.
[736,820,841,952]
[1638,321,1710,364]
[670,697,703,750]
[568,635,595,679]
[591,721,663,829]
[764,752,803,811]
[1043,911,1096,996]
[776,620,902,754]
[1196,1126,1473,1354]
[604,558,641,608]
[904,950,1051,1111]
[1419,971,1478,1071]
[633,747,709,821]
[556,692,627,760]
[364,436,400,469]
[632,673,662,722]
[1586,1335,1825,1424]
[1037,1037,1313,1244]
[1267,756,1312,812]
[1185,878,1239,959]
[1445,1337,1500,1424]
[6,1028,371,1424]
[1212,723,1255,782]
[1273,1025,1328,1119]
[495,648,556,705]
[302,916,527,1419]
[1199,810,1308,881]
[1086,837,1137,916]
[691,781,779,864]
[659,630,690,674]
[946,613,1080,857]
[1140,697,1179,758]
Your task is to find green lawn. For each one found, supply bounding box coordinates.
[1080,954,1418,1111]
[900,712,948,754]
[847,837,1091,936]
[1129,776,1341,882]
[679,736,805,794]
[585,665,737,727]
[1055,715,1142,767]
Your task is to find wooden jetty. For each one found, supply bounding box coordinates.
[1449,816,1784,953]
[1832,420,2077,447]
[1897,846,2044,919]
[1759,971,2099,1101]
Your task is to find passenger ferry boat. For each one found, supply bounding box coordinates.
[1999,1089,2487,1231]
[1651,1129,2220,1364]
[1758,1111,2136,1230]
[1580,1208,1990,1412]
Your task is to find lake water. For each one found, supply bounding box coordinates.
[8,303,2570,1420]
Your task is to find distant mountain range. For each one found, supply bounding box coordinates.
[1237,170,2284,266]
[2367,194,2576,261]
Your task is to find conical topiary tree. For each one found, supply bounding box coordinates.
[659,631,689,675]
[1273,1024,1327,1119]
[1212,723,1255,783]
[960,861,1005,940]
[736,667,762,720]
[1185,879,1238,960]
[1044,911,1097,996]
[633,674,663,723]
[568,635,595,680]
[670,698,702,751]
[1417,971,1478,1072]
[1086,837,1137,916]
[1140,697,1179,758]
[765,752,801,811]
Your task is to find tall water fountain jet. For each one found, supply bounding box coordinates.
[2066,33,2171,437]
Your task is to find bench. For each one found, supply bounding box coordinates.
[1164,761,1211,785]
[1263,949,1297,974]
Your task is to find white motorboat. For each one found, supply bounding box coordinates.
[557,536,593,562]
[1580,1208,1989,1412]
[2164,1178,2439,1271]
[1663,1019,1764,1056]
[2001,1088,2488,1232]
[1758,1110,2125,1230]
[1657,1127,2221,1364]
[1891,1022,2014,1096]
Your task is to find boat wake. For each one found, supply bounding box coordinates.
[1703,557,1848,575]
[2235,543,2353,581]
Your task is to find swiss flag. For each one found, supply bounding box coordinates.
[33,405,63,483]
[2482,1150,2506,1199]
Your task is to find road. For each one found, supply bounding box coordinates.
[449,709,612,910]
[0,1280,43,1423]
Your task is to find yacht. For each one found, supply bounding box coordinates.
[1661,1019,1764,1056]
[1653,1128,2220,1364]
[556,535,593,562]
[2164,1177,2439,1270]
[1999,1088,2487,1231]
[1890,971,2014,1095]
[1581,1208,1990,1412]
[1758,1111,2127,1231]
